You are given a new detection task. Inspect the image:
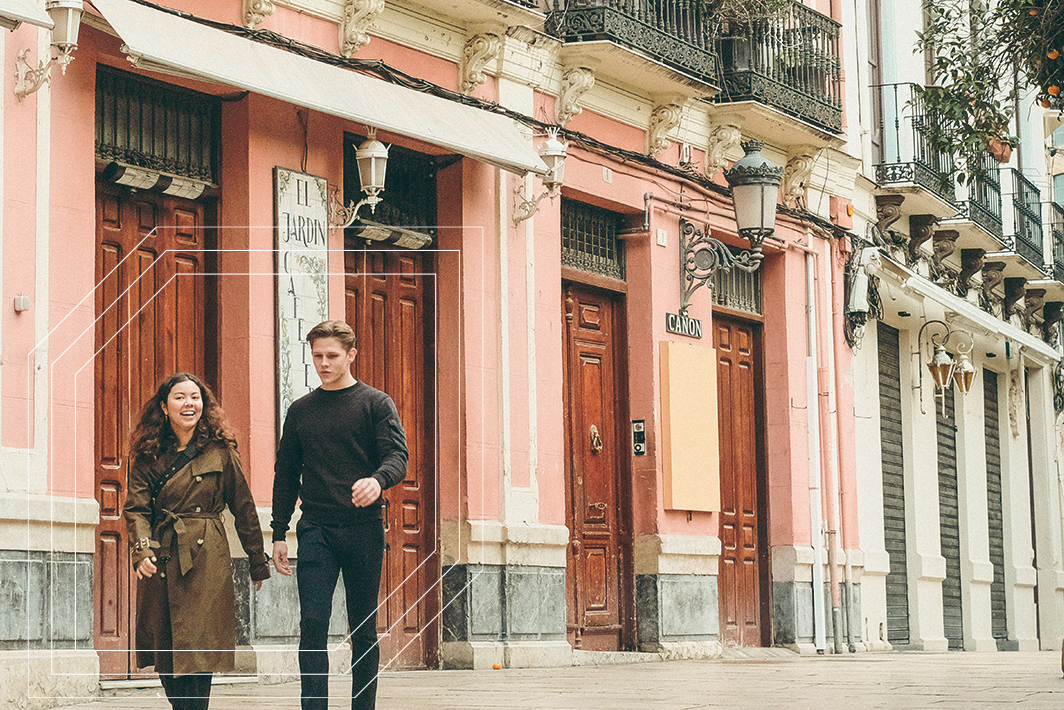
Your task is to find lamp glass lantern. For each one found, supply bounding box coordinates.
[355,130,389,198]
[47,1,83,53]
[724,139,783,250]
[952,351,976,394]
[927,343,954,390]
[540,131,567,194]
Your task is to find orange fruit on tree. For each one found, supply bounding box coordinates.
[1043,100,1052,108]
[1030,8,1038,15]
[1050,85,1061,96]
[1049,49,1061,59]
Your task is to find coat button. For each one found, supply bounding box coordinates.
[197,539,204,545]
[194,506,201,513]
[160,572,166,578]
[195,476,202,482]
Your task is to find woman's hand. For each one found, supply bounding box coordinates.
[135,556,158,579]
[254,580,263,592]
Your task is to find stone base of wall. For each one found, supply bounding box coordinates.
[441,563,567,669]
[0,649,99,710]
[773,581,864,653]
[246,643,351,683]
[636,574,719,651]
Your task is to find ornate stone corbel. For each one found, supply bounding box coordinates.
[556,66,595,126]
[873,194,905,246]
[958,249,985,295]
[931,229,958,266]
[1043,302,1064,345]
[461,33,501,94]
[1004,277,1027,316]
[341,0,385,57]
[243,0,275,29]
[647,102,684,159]
[781,146,819,208]
[705,119,742,179]
[981,261,1006,292]
[907,215,937,263]
[1024,288,1046,322]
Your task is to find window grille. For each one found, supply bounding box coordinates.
[561,199,625,280]
[96,66,220,184]
[712,260,762,314]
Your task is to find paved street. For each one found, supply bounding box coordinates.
[47,650,1064,709]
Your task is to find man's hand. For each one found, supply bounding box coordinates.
[352,477,382,507]
[254,580,264,592]
[272,541,292,576]
[134,557,157,580]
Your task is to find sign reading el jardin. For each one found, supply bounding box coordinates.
[665,312,703,339]
[275,167,330,425]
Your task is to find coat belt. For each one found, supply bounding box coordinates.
[157,509,221,576]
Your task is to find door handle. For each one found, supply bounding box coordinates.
[589,424,603,454]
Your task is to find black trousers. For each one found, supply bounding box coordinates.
[296,517,385,710]
[159,672,213,710]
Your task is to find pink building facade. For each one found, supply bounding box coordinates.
[0,0,873,705]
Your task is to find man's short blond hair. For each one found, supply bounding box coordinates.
[306,320,356,351]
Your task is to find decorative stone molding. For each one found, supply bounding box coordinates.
[1004,277,1027,316]
[556,66,595,126]
[907,214,937,263]
[958,249,985,294]
[931,229,958,266]
[243,0,275,29]
[873,194,905,245]
[780,146,819,208]
[460,33,501,94]
[647,102,684,159]
[340,0,385,58]
[704,119,742,179]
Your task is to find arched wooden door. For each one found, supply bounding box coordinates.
[94,184,210,677]
[345,246,438,669]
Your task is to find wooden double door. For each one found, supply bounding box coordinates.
[714,313,769,647]
[345,247,438,669]
[562,283,633,650]
[94,184,211,677]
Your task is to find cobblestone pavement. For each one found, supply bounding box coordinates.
[51,650,1064,709]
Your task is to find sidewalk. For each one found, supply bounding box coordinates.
[51,650,1064,709]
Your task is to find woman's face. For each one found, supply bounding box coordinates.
[162,380,203,438]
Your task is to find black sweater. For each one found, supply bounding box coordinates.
[271,381,408,541]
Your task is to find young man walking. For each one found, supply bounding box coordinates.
[271,320,408,710]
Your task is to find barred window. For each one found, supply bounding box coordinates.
[561,199,625,280]
[712,260,762,315]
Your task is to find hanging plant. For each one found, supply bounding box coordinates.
[914,0,1063,186]
[700,0,791,37]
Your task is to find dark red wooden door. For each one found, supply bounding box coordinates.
[562,283,632,651]
[714,314,767,647]
[94,184,207,677]
[345,247,438,670]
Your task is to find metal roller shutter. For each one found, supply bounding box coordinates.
[984,370,1008,644]
[937,387,963,650]
[878,322,910,644]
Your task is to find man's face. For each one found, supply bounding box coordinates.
[311,336,356,388]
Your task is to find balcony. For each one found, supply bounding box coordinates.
[1051,203,1064,283]
[714,1,842,134]
[989,169,1047,280]
[939,151,1006,253]
[872,83,957,218]
[545,0,720,93]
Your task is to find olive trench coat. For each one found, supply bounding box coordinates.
[124,441,270,676]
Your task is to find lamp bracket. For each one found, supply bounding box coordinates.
[329,189,382,230]
[14,46,75,101]
[679,218,763,315]
[512,183,559,226]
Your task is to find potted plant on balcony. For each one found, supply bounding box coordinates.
[985,134,1018,163]
[704,0,789,75]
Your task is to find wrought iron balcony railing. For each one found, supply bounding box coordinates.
[714,1,842,133]
[1049,201,1064,283]
[871,83,956,206]
[545,0,720,86]
[1003,168,1044,269]
[954,151,1003,241]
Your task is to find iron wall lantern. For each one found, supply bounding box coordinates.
[513,127,568,225]
[14,0,83,100]
[331,128,390,229]
[678,138,782,314]
[917,319,977,415]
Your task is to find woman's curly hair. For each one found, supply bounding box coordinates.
[129,373,237,463]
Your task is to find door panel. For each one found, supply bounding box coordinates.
[94,185,207,678]
[345,248,438,670]
[562,284,631,651]
[715,314,766,647]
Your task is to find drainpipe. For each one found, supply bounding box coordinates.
[818,243,846,655]
[830,239,858,653]
[806,252,828,653]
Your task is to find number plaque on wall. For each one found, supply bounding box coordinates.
[275,167,330,428]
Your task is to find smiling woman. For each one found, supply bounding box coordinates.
[124,373,270,710]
